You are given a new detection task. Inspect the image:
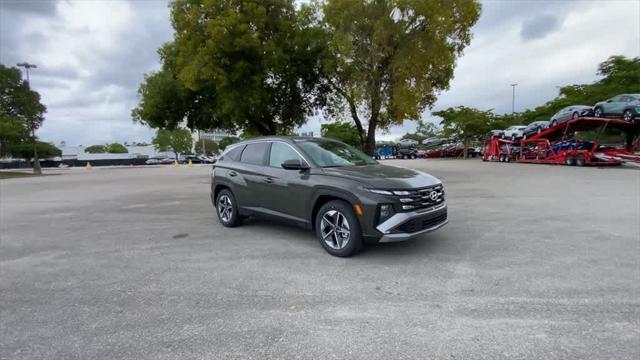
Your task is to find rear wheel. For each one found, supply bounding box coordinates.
[537,127,542,134]
[565,155,576,166]
[623,109,633,122]
[576,154,585,166]
[550,120,558,127]
[216,189,243,227]
[315,200,362,257]
[572,112,579,119]
[410,154,416,159]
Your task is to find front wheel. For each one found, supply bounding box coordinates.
[572,112,579,119]
[550,120,558,127]
[410,154,416,159]
[623,109,633,122]
[315,200,362,257]
[576,154,585,166]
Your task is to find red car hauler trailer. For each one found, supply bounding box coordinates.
[482,117,640,166]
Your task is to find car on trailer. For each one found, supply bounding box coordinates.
[523,121,550,136]
[550,105,594,127]
[483,117,640,167]
[502,125,527,140]
[593,94,640,121]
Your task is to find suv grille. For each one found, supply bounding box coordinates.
[397,185,445,212]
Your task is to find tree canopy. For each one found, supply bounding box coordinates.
[195,138,219,156]
[218,136,240,151]
[321,0,481,152]
[134,0,329,136]
[84,145,106,153]
[152,128,193,159]
[9,141,61,160]
[401,120,442,143]
[0,64,47,171]
[321,121,361,147]
[433,106,492,158]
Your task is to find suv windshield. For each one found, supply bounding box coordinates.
[295,139,377,167]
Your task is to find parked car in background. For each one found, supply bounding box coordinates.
[396,140,419,159]
[523,121,550,136]
[489,129,504,138]
[502,125,527,140]
[593,94,640,121]
[550,105,594,127]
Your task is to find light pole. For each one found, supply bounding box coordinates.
[510,83,518,114]
[16,62,41,175]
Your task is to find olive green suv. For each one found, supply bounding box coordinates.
[211,137,447,257]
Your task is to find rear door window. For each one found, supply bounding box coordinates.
[240,142,269,165]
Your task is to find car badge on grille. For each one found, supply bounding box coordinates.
[429,191,439,201]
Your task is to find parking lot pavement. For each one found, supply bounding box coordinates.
[1,160,639,359]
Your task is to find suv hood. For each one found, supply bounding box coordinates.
[321,164,441,189]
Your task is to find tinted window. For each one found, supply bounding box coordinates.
[224,145,245,162]
[240,142,269,165]
[269,142,303,167]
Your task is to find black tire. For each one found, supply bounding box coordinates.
[511,135,516,141]
[537,127,542,134]
[623,109,633,122]
[594,107,603,118]
[575,154,585,166]
[410,154,416,159]
[216,189,243,227]
[572,112,579,119]
[315,200,362,257]
[550,120,558,127]
[565,155,576,166]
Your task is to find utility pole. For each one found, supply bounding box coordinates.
[16,62,41,175]
[511,83,517,114]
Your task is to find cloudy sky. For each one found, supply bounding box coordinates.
[1,0,638,145]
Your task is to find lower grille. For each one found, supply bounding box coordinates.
[395,213,447,234]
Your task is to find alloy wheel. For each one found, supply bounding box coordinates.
[217,194,233,222]
[595,108,602,117]
[624,110,632,121]
[320,210,351,250]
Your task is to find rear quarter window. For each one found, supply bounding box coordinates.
[222,145,245,162]
[240,142,270,165]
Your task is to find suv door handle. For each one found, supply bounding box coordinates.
[229,171,238,177]
[264,177,273,184]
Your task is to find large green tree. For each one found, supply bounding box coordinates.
[321,121,361,147]
[160,0,328,135]
[152,128,193,160]
[321,0,481,153]
[0,64,47,173]
[433,106,492,158]
[195,138,219,155]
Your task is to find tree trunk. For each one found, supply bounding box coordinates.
[31,129,41,175]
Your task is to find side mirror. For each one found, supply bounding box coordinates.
[281,159,309,170]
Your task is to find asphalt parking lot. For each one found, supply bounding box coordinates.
[1,160,639,359]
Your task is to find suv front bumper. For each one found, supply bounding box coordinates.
[376,203,448,243]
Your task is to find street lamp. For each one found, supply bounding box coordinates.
[16,62,41,175]
[510,83,518,114]
[16,62,37,83]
